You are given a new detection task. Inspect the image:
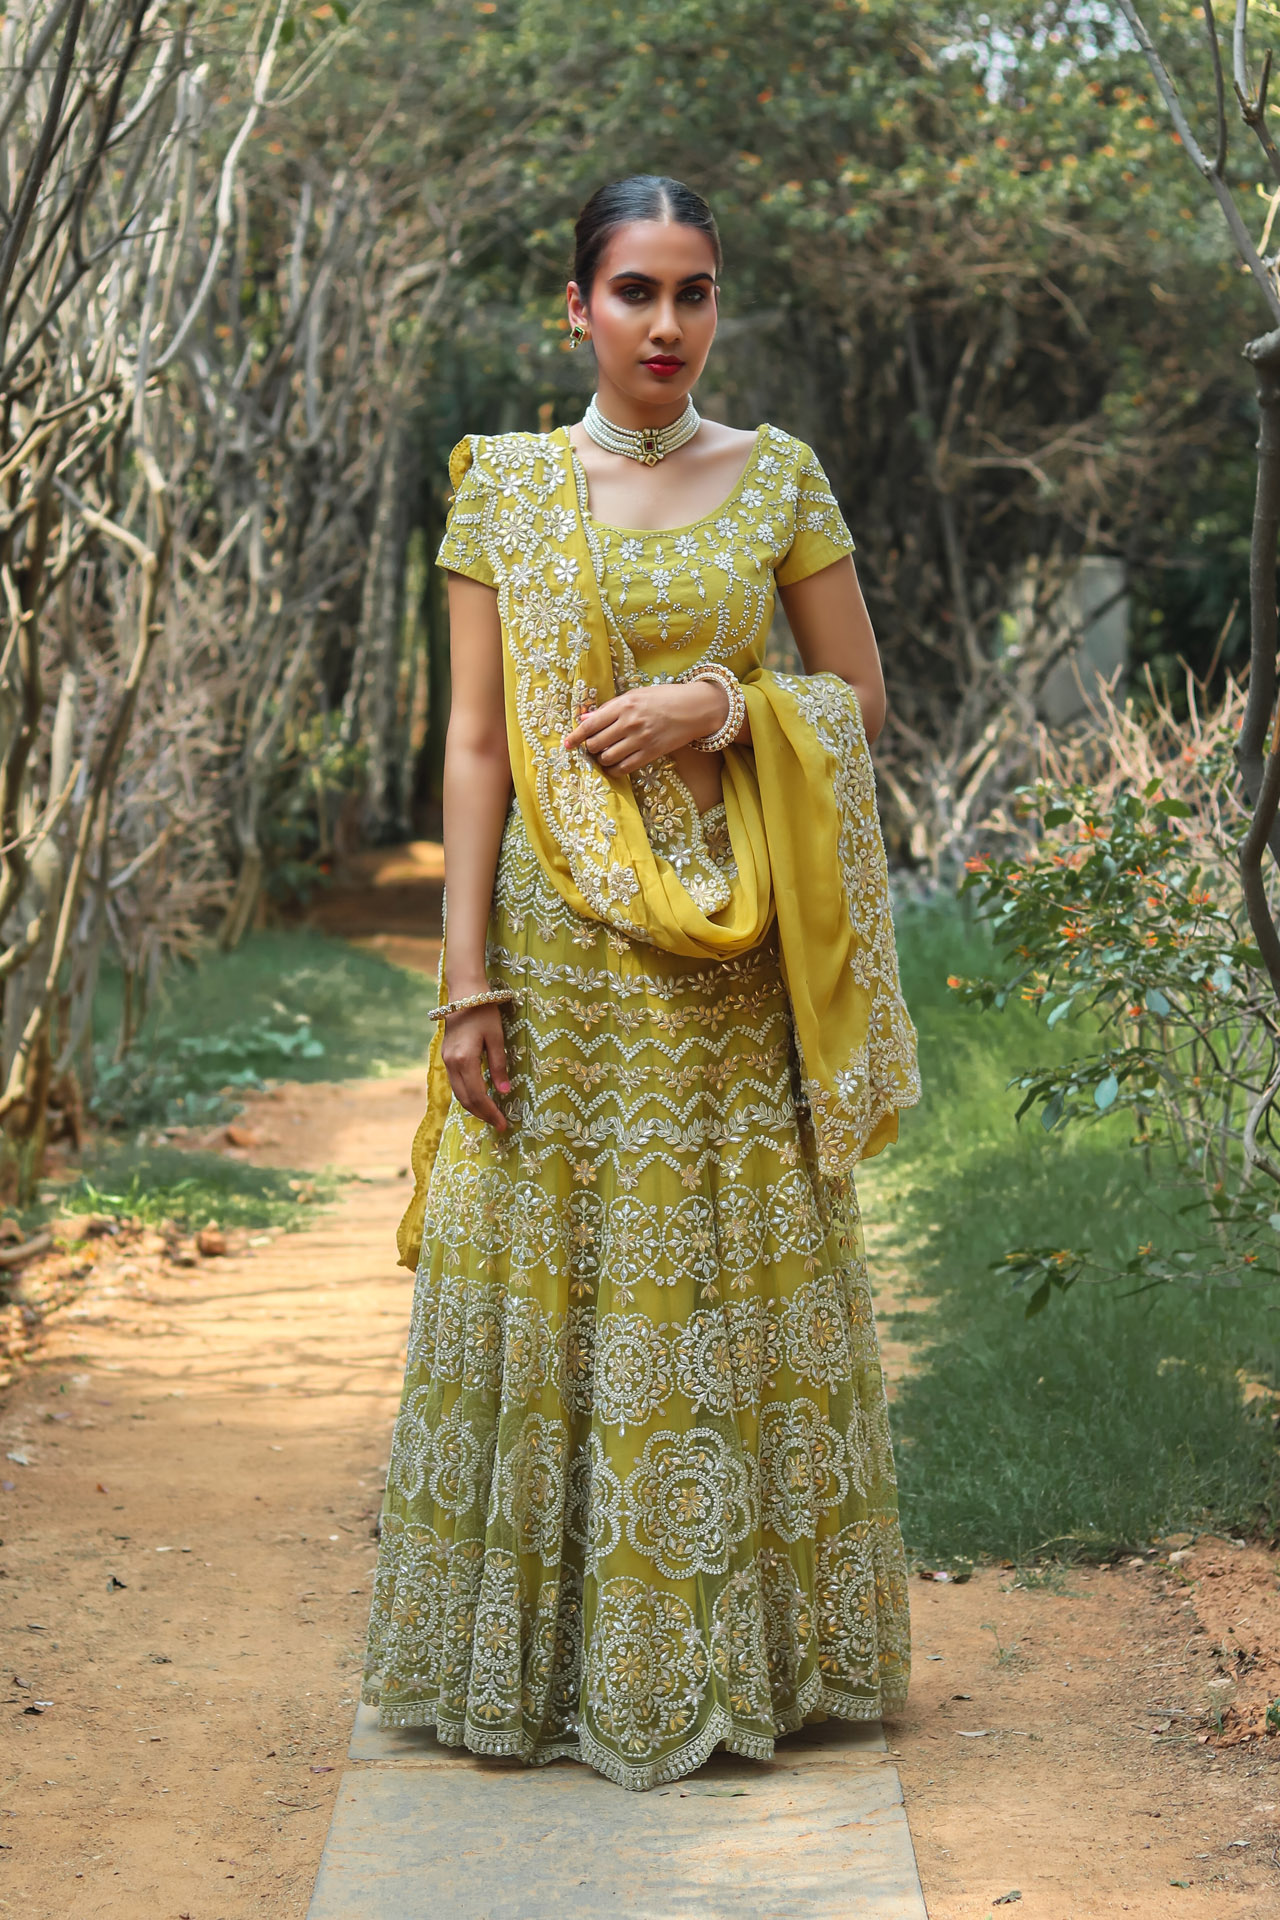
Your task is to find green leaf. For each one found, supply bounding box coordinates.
[1144,987,1171,1015]
[1024,1278,1052,1318]
[1094,1072,1119,1111]
[1042,806,1073,827]
[1046,997,1075,1029]
[1152,797,1192,819]
[1041,1091,1065,1131]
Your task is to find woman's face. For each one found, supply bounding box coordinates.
[567,219,718,411]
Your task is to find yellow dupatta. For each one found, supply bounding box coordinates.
[396,428,919,1268]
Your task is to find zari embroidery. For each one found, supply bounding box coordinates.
[369,425,917,1791]
[364,801,912,1792]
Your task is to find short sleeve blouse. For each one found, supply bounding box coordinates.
[775,440,856,585]
[435,452,495,586]
[435,428,854,601]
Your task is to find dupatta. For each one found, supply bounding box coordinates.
[396,428,919,1268]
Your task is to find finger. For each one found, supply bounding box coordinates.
[484,1020,511,1095]
[564,696,623,749]
[457,1062,507,1132]
[582,720,631,759]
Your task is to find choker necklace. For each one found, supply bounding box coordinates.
[581,394,700,466]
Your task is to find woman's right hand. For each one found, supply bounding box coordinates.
[440,1003,511,1132]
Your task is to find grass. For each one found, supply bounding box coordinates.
[11,929,435,1237]
[871,895,1280,1564]
[44,1143,346,1234]
[90,929,437,1132]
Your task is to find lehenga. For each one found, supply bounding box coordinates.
[361,422,921,1790]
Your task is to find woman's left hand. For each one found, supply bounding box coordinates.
[563,679,730,775]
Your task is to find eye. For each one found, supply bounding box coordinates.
[618,285,649,301]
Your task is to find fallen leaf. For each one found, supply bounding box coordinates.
[95,1484,108,1494]
[958,1729,992,1737]
[952,1693,973,1701]
[23,1702,49,1715]
[994,1898,1022,1909]
[5,1453,29,1467]
[107,1575,126,1592]
[310,1765,334,1774]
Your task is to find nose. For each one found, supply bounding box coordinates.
[649,297,682,345]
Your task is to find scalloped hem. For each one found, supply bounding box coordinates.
[360,1676,899,1793]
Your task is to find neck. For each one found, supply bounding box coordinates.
[592,374,693,430]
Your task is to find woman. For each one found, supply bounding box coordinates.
[362,174,920,1792]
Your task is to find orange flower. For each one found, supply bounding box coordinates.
[964,854,989,873]
[946,975,963,989]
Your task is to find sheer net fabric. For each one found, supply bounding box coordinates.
[362,428,912,1790]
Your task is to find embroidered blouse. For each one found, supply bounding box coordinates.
[437,424,856,673]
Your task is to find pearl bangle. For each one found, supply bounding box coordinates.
[678,661,746,753]
[428,988,517,1023]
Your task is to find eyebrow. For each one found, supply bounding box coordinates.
[606,269,716,287]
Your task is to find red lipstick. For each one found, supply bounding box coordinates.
[643,356,684,377]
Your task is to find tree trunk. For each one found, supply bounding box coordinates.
[345,415,418,842]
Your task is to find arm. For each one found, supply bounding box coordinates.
[439,572,514,1132]
[778,554,887,744]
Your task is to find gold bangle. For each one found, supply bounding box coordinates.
[428,988,517,1023]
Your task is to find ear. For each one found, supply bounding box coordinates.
[566,280,590,331]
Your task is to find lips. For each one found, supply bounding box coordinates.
[643,356,684,375]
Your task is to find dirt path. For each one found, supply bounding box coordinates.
[0,1079,422,1919]
[1,1066,1278,1916]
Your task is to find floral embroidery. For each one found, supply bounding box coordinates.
[366,439,913,1791]
[622,1426,757,1580]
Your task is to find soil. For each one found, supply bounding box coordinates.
[0,863,1278,1917]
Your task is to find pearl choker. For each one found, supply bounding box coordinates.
[581,394,700,466]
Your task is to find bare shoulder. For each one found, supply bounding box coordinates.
[696,419,758,452]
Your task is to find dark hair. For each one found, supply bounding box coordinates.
[572,175,721,302]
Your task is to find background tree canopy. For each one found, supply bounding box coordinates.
[319,0,1258,860]
[0,0,1267,1174]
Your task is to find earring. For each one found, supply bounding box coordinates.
[570,322,587,349]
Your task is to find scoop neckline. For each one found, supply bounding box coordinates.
[562,423,765,538]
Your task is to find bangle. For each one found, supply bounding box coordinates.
[428,987,517,1023]
[678,661,746,753]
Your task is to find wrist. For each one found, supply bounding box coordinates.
[678,677,730,740]
[445,967,491,999]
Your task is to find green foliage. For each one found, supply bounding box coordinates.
[868,897,1280,1563]
[259,719,369,910]
[90,930,437,1131]
[947,773,1280,1308]
[49,1145,344,1233]
[376,0,1255,687]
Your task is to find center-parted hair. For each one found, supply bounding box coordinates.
[572,175,722,302]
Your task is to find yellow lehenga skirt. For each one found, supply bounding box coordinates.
[362,801,910,1791]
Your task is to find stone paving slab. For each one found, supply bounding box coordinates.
[307,1708,929,1919]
